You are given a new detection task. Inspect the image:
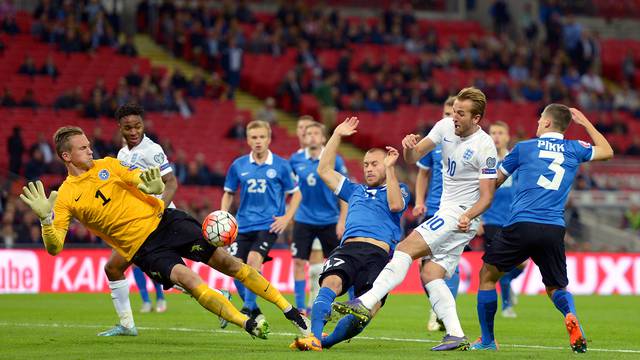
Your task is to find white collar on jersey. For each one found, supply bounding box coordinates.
[250,150,274,165]
[126,134,148,151]
[539,132,564,139]
[304,146,324,160]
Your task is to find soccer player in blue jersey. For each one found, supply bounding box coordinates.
[221,120,304,324]
[290,116,410,351]
[413,96,459,332]
[472,105,613,353]
[479,121,527,319]
[290,121,348,314]
[334,88,498,351]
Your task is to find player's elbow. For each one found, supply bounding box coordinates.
[388,201,404,212]
[602,147,614,161]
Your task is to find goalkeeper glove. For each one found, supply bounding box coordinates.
[137,166,165,195]
[19,180,58,225]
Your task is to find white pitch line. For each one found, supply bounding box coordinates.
[1,322,639,354]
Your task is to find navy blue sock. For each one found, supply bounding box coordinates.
[233,279,246,304]
[322,314,368,348]
[445,267,460,298]
[294,279,306,310]
[311,287,336,339]
[551,289,577,317]
[477,289,498,345]
[133,267,150,303]
[498,274,512,309]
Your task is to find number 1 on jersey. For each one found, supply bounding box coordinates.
[95,189,111,206]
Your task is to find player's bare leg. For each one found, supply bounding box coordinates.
[98,250,137,337]
[168,263,268,339]
[208,247,311,336]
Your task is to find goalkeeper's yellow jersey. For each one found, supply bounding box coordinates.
[43,157,164,261]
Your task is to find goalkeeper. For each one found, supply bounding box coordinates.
[20,126,310,340]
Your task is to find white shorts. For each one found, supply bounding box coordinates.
[415,206,478,279]
[311,238,323,251]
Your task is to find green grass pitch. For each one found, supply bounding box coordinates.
[1,293,638,359]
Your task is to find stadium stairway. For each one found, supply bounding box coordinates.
[133,34,365,168]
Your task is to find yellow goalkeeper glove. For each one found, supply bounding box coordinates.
[19,180,58,225]
[137,166,165,195]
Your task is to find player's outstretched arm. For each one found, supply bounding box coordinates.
[402,135,436,164]
[160,172,178,209]
[271,190,301,234]
[384,146,404,212]
[220,192,235,212]
[19,181,66,255]
[570,108,614,161]
[413,168,430,217]
[458,178,496,232]
[137,167,165,195]
[318,116,359,192]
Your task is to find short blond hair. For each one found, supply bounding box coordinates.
[246,120,272,136]
[298,115,314,123]
[456,87,487,120]
[490,120,509,132]
[305,121,326,135]
[444,96,456,107]
[53,126,85,159]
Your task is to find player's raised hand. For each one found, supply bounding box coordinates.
[457,213,471,232]
[384,146,400,168]
[334,116,359,137]
[270,215,291,234]
[137,166,165,195]
[401,134,421,149]
[569,108,591,127]
[19,180,58,222]
[412,204,426,217]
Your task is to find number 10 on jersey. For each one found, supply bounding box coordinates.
[447,158,456,176]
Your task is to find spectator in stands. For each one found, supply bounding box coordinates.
[363,88,383,113]
[519,2,539,41]
[168,89,193,119]
[7,126,24,176]
[24,147,46,181]
[610,112,629,134]
[172,149,188,184]
[247,22,270,54]
[221,37,243,98]
[53,87,82,110]
[296,39,319,70]
[18,56,38,76]
[0,87,16,107]
[278,70,303,113]
[613,81,639,112]
[91,77,108,98]
[184,161,209,186]
[125,63,143,87]
[170,68,189,89]
[348,90,365,111]
[581,65,605,95]
[18,89,39,109]
[83,90,110,118]
[118,34,138,57]
[187,72,206,98]
[508,55,529,83]
[626,137,640,156]
[575,29,598,74]
[90,126,110,158]
[210,160,226,187]
[113,79,131,106]
[30,132,53,165]
[255,97,277,124]
[204,26,222,69]
[622,50,636,85]
[60,27,83,53]
[226,114,246,140]
[39,54,59,79]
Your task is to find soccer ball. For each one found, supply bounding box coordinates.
[202,210,238,247]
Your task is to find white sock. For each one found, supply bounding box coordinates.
[426,279,464,337]
[109,280,135,328]
[307,263,323,309]
[359,251,413,309]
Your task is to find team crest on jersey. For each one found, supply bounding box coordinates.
[98,169,110,180]
[463,149,475,160]
[266,168,277,179]
[131,153,139,164]
[578,140,592,148]
[154,152,165,164]
[486,157,496,168]
[400,187,409,199]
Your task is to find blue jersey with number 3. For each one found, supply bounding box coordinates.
[500,133,594,227]
[224,151,298,233]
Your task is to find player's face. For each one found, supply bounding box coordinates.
[363,151,386,187]
[490,125,510,151]
[443,104,453,118]
[452,99,480,137]
[305,126,325,149]
[64,134,94,170]
[119,115,144,147]
[247,127,271,156]
[296,119,314,147]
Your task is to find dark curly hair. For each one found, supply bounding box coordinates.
[115,102,145,122]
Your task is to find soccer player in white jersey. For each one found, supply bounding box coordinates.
[334,87,498,351]
[98,103,178,336]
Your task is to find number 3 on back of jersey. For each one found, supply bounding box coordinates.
[537,150,565,191]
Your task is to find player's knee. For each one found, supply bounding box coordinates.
[246,252,263,269]
[545,286,564,298]
[293,258,306,273]
[170,264,201,292]
[396,231,429,259]
[104,260,126,281]
[478,263,501,288]
[320,274,342,294]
